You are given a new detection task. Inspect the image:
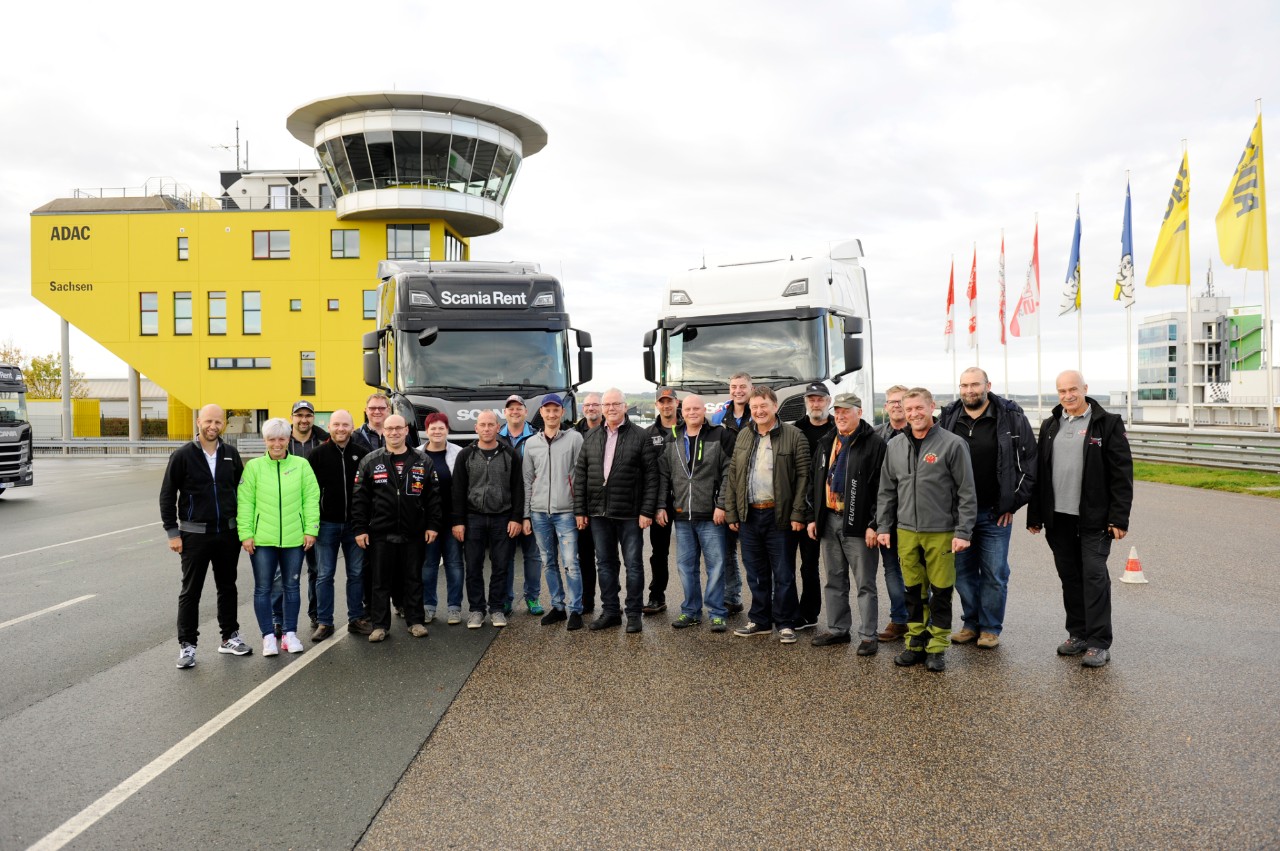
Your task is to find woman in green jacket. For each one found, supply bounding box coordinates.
[239,418,320,656]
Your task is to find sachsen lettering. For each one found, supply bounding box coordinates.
[49,281,94,292]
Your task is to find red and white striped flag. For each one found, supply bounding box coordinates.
[944,259,955,353]
[967,248,978,348]
[1011,223,1040,337]
[998,235,1007,345]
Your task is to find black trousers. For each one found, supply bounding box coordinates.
[176,530,241,647]
[368,538,425,630]
[1045,512,1114,649]
[578,522,597,611]
[648,517,671,601]
[465,514,514,614]
[789,528,823,625]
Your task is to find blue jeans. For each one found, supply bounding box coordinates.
[251,546,304,636]
[271,547,317,625]
[880,532,909,624]
[723,527,743,605]
[591,517,645,617]
[738,507,798,629]
[954,509,1013,634]
[673,520,727,619]
[422,533,464,611]
[316,520,365,626]
[531,512,582,613]
[504,530,543,605]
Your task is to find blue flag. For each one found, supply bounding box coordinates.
[1115,181,1135,307]
[1060,205,1082,315]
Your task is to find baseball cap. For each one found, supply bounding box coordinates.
[833,392,862,409]
[291,400,315,414]
[540,394,565,408]
[656,387,678,402]
[803,381,830,397]
[504,394,526,408]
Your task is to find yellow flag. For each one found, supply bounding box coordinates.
[1216,117,1268,271]
[1147,153,1191,286]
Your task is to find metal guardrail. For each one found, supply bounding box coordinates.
[1126,425,1280,473]
[34,438,266,457]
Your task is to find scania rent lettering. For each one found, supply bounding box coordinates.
[363,261,593,440]
[0,364,34,495]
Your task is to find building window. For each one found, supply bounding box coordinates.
[253,230,291,259]
[327,299,340,311]
[445,233,465,261]
[209,291,227,335]
[243,291,262,335]
[177,237,189,261]
[174,292,192,335]
[269,185,291,210]
[290,299,302,312]
[301,351,316,395]
[140,292,158,336]
[208,357,272,369]
[331,229,360,258]
[387,224,429,260]
[363,290,377,320]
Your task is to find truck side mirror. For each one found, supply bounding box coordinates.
[363,351,383,389]
[642,327,658,384]
[835,316,863,377]
[417,326,438,346]
[577,350,594,386]
[576,329,593,349]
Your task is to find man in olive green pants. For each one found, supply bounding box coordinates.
[876,387,976,672]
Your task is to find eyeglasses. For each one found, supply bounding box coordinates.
[602,402,625,408]
[383,425,408,432]
[367,406,388,412]
[885,400,904,407]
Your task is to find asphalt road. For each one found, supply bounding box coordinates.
[2,458,1278,850]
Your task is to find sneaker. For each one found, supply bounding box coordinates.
[925,652,946,672]
[491,611,508,628]
[1081,647,1111,668]
[812,632,851,647]
[467,611,485,629]
[282,632,304,653]
[310,624,333,642]
[976,632,1000,649]
[526,597,544,616]
[263,634,279,657]
[709,617,728,633]
[589,613,622,631]
[447,609,463,625]
[726,601,744,615]
[567,612,584,631]
[424,607,436,624]
[778,628,798,644]
[734,622,771,637]
[502,602,513,616]
[347,618,373,635]
[541,608,567,625]
[641,598,667,615]
[218,632,252,656]
[176,643,196,669]
[625,615,643,633]
[1056,636,1088,656]
[672,614,701,629]
[951,628,978,644]
[795,620,818,632]
[877,622,908,642]
[408,623,429,638]
[369,628,388,643]
[856,639,879,657]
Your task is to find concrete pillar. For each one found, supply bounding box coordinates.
[60,319,72,454]
[128,367,141,453]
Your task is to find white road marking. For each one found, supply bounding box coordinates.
[0,523,162,561]
[0,595,96,631]
[28,634,345,851]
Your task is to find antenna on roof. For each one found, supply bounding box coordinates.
[212,121,245,171]
[700,251,706,270]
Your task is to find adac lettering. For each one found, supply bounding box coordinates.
[50,226,91,240]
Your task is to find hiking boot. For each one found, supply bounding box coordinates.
[878,622,908,642]
[347,618,373,636]
[311,624,334,642]
[641,598,667,615]
[894,647,926,667]
[976,632,1000,649]
[925,652,946,672]
[951,628,978,644]
[1057,636,1088,656]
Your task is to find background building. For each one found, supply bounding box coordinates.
[29,91,546,437]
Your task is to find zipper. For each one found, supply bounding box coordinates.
[276,459,283,545]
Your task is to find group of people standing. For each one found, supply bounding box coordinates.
[161,367,1132,672]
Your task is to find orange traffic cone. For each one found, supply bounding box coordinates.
[1120,545,1148,584]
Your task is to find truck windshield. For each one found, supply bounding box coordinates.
[398,329,569,391]
[666,316,824,385]
[0,391,27,424]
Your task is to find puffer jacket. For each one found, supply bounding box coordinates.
[573,419,657,519]
[723,420,811,530]
[237,454,320,547]
[656,424,731,522]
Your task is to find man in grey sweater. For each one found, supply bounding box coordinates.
[876,387,976,672]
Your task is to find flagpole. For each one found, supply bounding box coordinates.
[1126,169,1134,425]
[973,241,980,368]
[1036,212,1043,415]
[951,254,958,393]
[1076,192,1083,374]
[1184,139,1195,430]
[1002,227,1009,396]
[1258,98,1276,432]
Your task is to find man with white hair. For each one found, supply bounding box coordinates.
[308,409,371,638]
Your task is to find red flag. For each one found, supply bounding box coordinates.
[1011,223,1040,337]
[967,248,978,348]
[944,259,955,353]
[998,235,1007,345]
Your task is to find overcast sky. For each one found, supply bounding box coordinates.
[2,0,1276,399]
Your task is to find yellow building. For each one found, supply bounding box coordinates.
[29,92,547,434]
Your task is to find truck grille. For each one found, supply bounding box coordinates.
[0,443,22,475]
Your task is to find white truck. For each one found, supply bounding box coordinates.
[641,240,873,423]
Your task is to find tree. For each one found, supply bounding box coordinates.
[0,339,89,399]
